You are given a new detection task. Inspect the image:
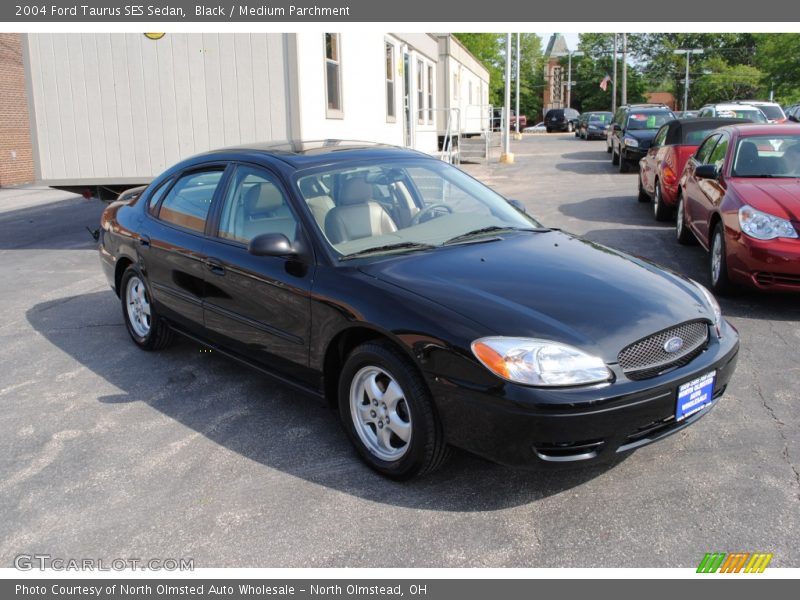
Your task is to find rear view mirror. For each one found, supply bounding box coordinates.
[694,164,719,180]
[508,199,527,213]
[248,233,295,257]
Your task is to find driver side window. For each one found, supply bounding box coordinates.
[695,134,720,164]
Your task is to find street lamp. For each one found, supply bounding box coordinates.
[554,50,584,109]
[674,48,704,111]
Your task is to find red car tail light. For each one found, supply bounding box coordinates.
[662,166,678,185]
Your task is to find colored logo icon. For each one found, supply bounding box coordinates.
[697,552,772,573]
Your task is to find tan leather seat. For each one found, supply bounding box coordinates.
[325,178,397,243]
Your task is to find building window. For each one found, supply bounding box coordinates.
[385,42,395,121]
[417,60,424,124]
[427,65,434,124]
[324,33,342,118]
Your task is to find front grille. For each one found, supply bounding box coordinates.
[754,272,800,288]
[618,320,709,380]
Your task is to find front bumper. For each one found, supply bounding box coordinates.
[727,227,800,291]
[428,320,739,468]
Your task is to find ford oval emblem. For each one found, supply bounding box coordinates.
[664,336,684,353]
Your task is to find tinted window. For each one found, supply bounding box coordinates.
[695,134,721,164]
[158,170,223,233]
[217,166,298,245]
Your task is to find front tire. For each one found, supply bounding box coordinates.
[338,341,450,479]
[618,150,630,173]
[710,222,734,295]
[120,266,174,351]
[612,146,620,165]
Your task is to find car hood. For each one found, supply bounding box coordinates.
[729,179,800,222]
[358,231,713,361]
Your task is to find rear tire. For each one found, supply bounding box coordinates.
[637,173,651,202]
[710,222,734,295]
[338,341,451,479]
[653,181,673,221]
[120,266,174,351]
[676,194,697,245]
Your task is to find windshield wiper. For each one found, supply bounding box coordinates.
[442,226,545,246]
[339,241,436,260]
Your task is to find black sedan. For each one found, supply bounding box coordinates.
[99,141,739,479]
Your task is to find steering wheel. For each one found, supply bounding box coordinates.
[410,203,453,225]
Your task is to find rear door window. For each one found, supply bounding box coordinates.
[158,170,224,233]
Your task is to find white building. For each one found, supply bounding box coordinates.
[22,32,489,186]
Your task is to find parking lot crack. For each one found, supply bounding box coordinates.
[751,364,800,501]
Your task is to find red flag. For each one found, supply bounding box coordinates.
[600,74,611,91]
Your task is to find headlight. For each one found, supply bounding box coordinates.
[623,136,639,147]
[692,280,722,338]
[738,205,798,240]
[471,337,611,387]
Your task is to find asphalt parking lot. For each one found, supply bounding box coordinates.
[1,134,798,568]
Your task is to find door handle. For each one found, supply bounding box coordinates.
[205,258,226,276]
[139,235,150,247]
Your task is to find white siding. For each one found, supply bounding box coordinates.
[27,33,292,183]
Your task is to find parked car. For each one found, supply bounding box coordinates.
[99,140,739,479]
[523,122,547,134]
[696,103,768,123]
[674,111,699,119]
[577,111,612,140]
[732,100,787,123]
[638,117,750,221]
[544,108,580,133]
[607,104,677,172]
[677,124,800,293]
[492,109,527,131]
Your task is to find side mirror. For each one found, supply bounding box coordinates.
[508,199,527,213]
[248,232,295,257]
[694,164,719,180]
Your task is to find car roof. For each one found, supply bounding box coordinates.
[702,123,800,138]
[662,117,752,145]
[186,140,430,169]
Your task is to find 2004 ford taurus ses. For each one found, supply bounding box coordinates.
[99,141,739,479]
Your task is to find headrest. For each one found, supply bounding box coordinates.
[245,183,284,213]
[339,178,372,206]
[738,141,759,164]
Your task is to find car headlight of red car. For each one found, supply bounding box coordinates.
[738,205,799,241]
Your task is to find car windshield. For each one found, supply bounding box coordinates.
[716,108,768,123]
[589,114,609,123]
[731,135,800,177]
[756,105,784,120]
[625,112,673,130]
[294,159,543,258]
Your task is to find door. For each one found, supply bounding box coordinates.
[202,164,314,380]
[693,134,729,243]
[141,167,227,329]
[683,134,720,239]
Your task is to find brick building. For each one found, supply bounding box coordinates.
[0,33,34,186]
[542,33,570,115]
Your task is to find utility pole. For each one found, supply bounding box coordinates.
[612,33,618,113]
[500,33,513,163]
[515,33,521,136]
[674,48,703,111]
[622,33,628,106]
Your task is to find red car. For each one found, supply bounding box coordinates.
[638,118,748,221]
[677,124,800,293]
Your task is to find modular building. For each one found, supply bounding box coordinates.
[14,32,489,188]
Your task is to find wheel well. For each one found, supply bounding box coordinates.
[322,327,399,409]
[709,212,722,235]
[114,257,133,297]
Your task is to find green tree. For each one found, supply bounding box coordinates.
[690,57,765,106]
[753,33,800,104]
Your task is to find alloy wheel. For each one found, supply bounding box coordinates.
[126,275,151,337]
